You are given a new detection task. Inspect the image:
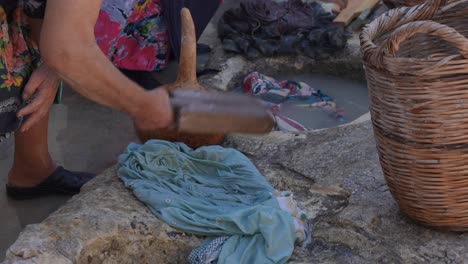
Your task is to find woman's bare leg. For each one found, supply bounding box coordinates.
[8,113,55,187]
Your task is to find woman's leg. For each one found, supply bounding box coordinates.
[8,113,55,187]
[6,110,96,200]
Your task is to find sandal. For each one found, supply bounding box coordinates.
[6,166,96,200]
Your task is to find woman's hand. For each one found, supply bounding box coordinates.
[132,88,174,133]
[17,64,60,132]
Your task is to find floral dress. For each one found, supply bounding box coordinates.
[0,0,42,142]
[0,0,171,142]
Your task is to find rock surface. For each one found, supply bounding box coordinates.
[2,167,204,264]
[4,119,468,264]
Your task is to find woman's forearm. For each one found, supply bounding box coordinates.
[40,0,154,118]
[42,41,151,118]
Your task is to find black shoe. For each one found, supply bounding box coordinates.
[6,166,96,200]
[120,69,162,90]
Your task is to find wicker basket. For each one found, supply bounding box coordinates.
[360,0,468,231]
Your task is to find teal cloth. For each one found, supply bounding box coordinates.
[118,140,296,264]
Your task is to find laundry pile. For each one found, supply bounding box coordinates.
[218,0,348,59]
[118,140,311,264]
[243,71,344,131]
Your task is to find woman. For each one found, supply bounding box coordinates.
[1,0,173,199]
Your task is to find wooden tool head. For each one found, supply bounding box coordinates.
[135,8,225,148]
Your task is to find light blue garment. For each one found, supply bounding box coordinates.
[118,140,296,264]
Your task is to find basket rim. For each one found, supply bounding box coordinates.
[359,0,468,70]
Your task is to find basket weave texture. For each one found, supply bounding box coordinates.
[383,0,426,8]
[360,0,468,231]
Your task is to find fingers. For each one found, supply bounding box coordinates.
[152,87,169,97]
[133,88,174,132]
[17,92,43,118]
[18,81,58,132]
[19,104,49,133]
[152,88,173,127]
[18,92,47,132]
[22,65,48,101]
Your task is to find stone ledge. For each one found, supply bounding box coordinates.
[5,120,468,264]
[2,166,204,264]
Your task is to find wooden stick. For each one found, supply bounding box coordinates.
[333,0,380,26]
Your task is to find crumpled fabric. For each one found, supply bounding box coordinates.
[118,140,305,264]
[188,191,312,264]
[218,0,348,59]
[243,72,344,131]
[274,191,311,246]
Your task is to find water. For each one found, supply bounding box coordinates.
[252,73,369,130]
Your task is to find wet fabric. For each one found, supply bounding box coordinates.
[271,107,308,132]
[243,72,344,131]
[95,0,170,72]
[0,2,42,139]
[118,140,307,264]
[218,0,348,59]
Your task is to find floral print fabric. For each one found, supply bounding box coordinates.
[95,0,170,72]
[0,4,41,137]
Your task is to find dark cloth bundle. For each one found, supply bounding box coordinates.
[218,0,348,59]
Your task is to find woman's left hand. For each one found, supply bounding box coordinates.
[17,63,60,132]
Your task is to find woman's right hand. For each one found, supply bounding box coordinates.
[132,88,174,133]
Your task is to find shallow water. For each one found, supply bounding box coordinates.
[252,73,369,130]
[277,73,369,130]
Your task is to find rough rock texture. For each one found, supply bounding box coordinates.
[224,122,468,264]
[5,119,468,264]
[2,168,204,264]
